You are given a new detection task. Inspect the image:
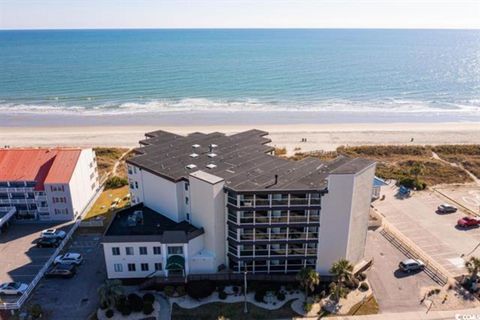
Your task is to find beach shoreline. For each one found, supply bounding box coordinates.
[2,122,479,153]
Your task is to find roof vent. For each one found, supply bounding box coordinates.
[207,153,217,158]
[189,153,199,158]
[208,144,218,153]
[186,164,197,169]
[192,144,200,148]
[206,164,217,169]
[127,210,144,227]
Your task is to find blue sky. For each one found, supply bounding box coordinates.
[1,0,479,29]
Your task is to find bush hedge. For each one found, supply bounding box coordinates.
[186,280,216,299]
[176,285,186,297]
[105,309,114,318]
[142,293,155,304]
[359,282,369,292]
[164,285,175,297]
[128,293,143,312]
[276,292,286,301]
[357,272,367,281]
[143,302,154,315]
[105,176,128,189]
[254,290,265,303]
[219,290,227,300]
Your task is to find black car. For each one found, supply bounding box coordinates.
[45,264,76,278]
[36,237,61,248]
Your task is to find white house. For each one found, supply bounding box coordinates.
[102,129,375,279]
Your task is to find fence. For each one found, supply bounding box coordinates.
[380,223,450,286]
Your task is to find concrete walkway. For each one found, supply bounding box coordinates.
[156,294,171,320]
[329,307,480,319]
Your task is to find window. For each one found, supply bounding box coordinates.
[186,213,190,221]
[139,247,147,255]
[128,166,133,174]
[128,263,136,272]
[184,183,189,191]
[114,264,123,272]
[154,263,162,271]
[133,167,137,174]
[135,181,139,189]
[112,247,120,256]
[167,246,183,255]
[125,247,134,255]
[185,197,189,205]
[153,246,161,255]
[141,263,149,271]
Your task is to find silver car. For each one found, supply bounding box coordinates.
[437,204,457,213]
[399,259,425,272]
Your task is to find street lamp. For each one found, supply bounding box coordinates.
[244,264,248,314]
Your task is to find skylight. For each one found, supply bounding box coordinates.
[206,164,217,169]
[189,153,199,158]
[192,144,200,148]
[207,153,217,158]
[186,164,197,169]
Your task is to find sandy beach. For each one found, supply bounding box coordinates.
[1,122,479,154]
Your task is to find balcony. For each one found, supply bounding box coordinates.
[35,195,47,202]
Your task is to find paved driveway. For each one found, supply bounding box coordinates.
[372,184,480,277]
[26,232,106,320]
[365,230,437,313]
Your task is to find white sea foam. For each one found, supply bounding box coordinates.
[0,98,479,116]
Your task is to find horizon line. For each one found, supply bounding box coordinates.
[1,27,479,31]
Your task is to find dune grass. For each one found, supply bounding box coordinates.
[84,185,130,220]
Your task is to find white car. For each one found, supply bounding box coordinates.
[0,282,28,295]
[399,259,425,272]
[41,229,66,239]
[54,253,83,265]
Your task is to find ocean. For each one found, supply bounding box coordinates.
[0,29,479,125]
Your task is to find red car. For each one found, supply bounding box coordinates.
[457,217,480,228]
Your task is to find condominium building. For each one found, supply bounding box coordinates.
[103,129,375,279]
[0,148,99,221]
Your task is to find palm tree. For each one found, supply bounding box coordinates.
[296,267,320,300]
[329,259,353,301]
[465,257,480,286]
[97,279,124,308]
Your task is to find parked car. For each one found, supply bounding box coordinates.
[36,237,61,248]
[457,217,480,228]
[41,229,66,239]
[399,259,425,272]
[437,204,457,214]
[54,253,83,265]
[0,282,28,295]
[45,264,76,278]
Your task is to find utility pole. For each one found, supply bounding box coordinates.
[244,264,248,314]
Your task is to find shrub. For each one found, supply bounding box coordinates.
[254,290,266,303]
[276,292,286,301]
[142,293,155,304]
[359,282,369,292]
[176,285,186,297]
[303,302,313,313]
[232,286,239,294]
[164,285,175,297]
[115,295,127,312]
[186,280,216,299]
[105,309,114,318]
[217,285,225,292]
[143,302,154,315]
[219,290,227,300]
[106,176,128,189]
[346,278,360,290]
[29,304,43,319]
[398,177,427,190]
[357,272,367,281]
[128,293,143,312]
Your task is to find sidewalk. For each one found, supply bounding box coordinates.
[329,307,480,319]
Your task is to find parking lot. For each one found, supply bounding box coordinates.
[373,183,480,278]
[0,222,74,304]
[365,230,437,313]
[435,185,480,214]
[27,232,106,320]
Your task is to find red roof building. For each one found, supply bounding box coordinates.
[0,149,81,191]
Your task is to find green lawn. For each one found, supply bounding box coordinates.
[171,300,300,320]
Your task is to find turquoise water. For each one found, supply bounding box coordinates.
[0,29,479,120]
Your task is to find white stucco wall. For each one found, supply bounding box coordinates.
[316,174,355,274]
[189,171,226,269]
[346,163,376,264]
[68,148,98,218]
